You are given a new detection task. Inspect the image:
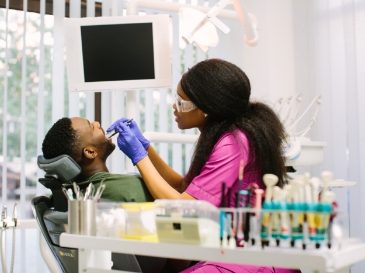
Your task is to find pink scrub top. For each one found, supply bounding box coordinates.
[182,131,301,273]
[185,130,263,207]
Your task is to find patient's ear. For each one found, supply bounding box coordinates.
[83,146,98,159]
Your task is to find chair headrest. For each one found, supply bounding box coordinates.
[37,155,81,184]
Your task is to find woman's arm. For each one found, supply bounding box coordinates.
[136,155,195,200]
[110,121,191,197]
[146,145,185,191]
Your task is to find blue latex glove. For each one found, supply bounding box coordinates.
[113,121,148,166]
[107,118,150,150]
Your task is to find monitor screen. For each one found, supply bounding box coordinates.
[81,23,155,82]
[64,15,171,92]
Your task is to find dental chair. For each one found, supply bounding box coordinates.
[32,154,142,273]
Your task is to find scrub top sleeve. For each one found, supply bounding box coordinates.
[185,133,247,207]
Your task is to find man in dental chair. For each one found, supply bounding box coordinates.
[42,117,154,202]
[42,117,168,273]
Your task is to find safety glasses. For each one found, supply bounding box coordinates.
[174,92,197,112]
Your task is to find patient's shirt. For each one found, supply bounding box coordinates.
[76,172,154,202]
[185,130,263,207]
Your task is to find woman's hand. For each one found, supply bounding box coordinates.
[107,117,150,150]
[114,122,148,165]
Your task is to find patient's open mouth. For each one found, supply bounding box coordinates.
[105,129,117,138]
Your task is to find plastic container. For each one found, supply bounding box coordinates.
[121,202,157,242]
[95,202,126,238]
[154,200,220,246]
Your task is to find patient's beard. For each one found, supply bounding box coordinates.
[97,140,116,161]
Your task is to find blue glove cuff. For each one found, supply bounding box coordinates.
[141,139,151,150]
[131,150,148,166]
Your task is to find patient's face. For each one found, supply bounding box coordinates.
[71,117,115,159]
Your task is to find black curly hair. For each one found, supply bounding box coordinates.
[181,59,287,187]
[42,118,83,161]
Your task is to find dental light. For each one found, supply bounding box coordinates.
[179,7,222,52]
[179,0,258,52]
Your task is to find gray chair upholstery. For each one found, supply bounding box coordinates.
[35,154,142,272]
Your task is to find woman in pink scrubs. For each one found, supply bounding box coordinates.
[108,59,300,273]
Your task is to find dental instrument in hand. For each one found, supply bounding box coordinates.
[105,118,133,138]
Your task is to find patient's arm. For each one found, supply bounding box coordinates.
[147,145,185,190]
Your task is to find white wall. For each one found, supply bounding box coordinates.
[242,0,296,103]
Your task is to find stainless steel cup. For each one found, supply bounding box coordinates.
[80,200,96,236]
[68,200,80,234]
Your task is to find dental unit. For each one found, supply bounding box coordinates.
[1,203,18,273]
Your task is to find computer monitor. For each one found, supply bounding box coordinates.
[64,14,171,92]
